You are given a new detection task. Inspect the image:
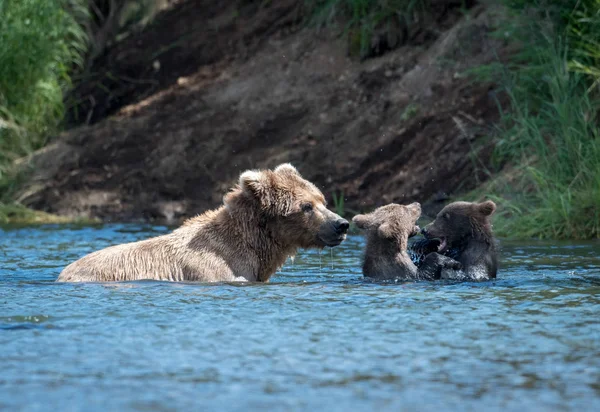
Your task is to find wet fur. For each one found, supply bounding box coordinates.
[58,164,348,283]
[421,200,498,280]
[353,203,461,281]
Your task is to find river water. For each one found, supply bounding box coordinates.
[1,224,599,411]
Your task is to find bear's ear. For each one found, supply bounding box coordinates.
[407,202,421,219]
[377,223,395,239]
[477,200,496,216]
[274,163,300,176]
[352,214,372,230]
[239,169,269,198]
[239,169,293,215]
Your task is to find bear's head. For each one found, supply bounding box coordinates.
[228,163,349,248]
[352,202,421,249]
[422,200,496,253]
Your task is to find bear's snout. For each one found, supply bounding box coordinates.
[316,211,348,247]
[422,223,440,239]
[334,218,350,234]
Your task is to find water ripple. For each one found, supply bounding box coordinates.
[1,225,599,411]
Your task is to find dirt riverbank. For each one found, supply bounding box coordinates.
[17,0,508,223]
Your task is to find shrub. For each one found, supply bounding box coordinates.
[0,0,88,179]
[306,0,430,56]
[478,0,600,239]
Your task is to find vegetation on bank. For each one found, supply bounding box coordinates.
[0,0,88,222]
[307,0,434,57]
[307,0,599,239]
[476,0,600,239]
[1,0,598,237]
[0,0,87,173]
[0,0,160,223]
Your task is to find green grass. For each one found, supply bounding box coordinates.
[0,0,88,179]
[306,0,430,56]
[400,102,420,121]
[0,0,88,223]
[474,0,600,239]
[332,190,346,217]
[0,203,95,225]
[331,190,361,220]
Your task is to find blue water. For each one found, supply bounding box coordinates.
[1,224,600,411]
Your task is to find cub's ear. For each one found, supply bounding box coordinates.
[377,222,395,239]
[352,214,372,230]
[407,202,422,219]
[478,200,496,216]
[239,169,266,197]
[274,163,300,176]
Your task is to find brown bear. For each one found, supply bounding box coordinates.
[352,202,462,281]
[420,200,498,280]
[57,164,349,283]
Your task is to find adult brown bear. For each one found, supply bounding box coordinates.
[57,164,349,282]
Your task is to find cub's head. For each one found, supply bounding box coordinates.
[229,163,349,248]
[352,202,421,248]
[422,200,496,252]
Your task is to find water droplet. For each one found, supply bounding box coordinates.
[330,248,334,270]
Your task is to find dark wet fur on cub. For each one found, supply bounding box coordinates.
[419,200,498,280]
[409,238,462,266]
[353,203,462,281]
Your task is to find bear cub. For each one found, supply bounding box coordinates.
[353,202,462,281]
[417,200,498,280]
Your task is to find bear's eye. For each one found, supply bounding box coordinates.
[444,213,450,220]
[302,203,314,213]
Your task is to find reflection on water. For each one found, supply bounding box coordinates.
[1,224,599,411]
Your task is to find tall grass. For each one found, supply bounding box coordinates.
[0,0,88,221]
[479,0,600,239]
[0,0,88,179]
[306,0,429,56]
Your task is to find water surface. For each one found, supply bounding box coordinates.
[1,224,599,411]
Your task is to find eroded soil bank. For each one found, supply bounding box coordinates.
[17,0,508,223]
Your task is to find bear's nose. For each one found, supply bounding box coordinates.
[334,218,350,234]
